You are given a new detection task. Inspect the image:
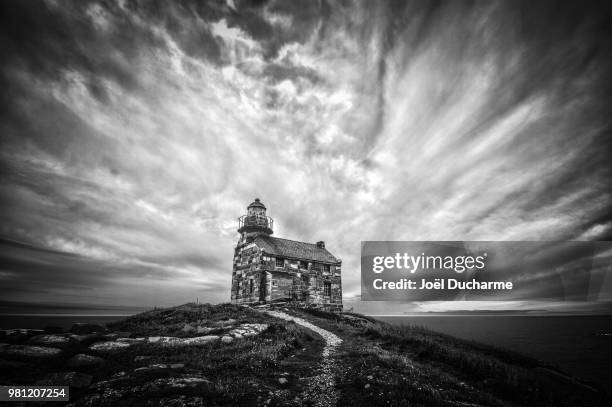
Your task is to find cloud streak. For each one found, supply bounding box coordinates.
[0,0,610,311]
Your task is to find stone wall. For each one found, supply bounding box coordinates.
[231,242,343,311]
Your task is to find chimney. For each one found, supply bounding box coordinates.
[316,241,325,249]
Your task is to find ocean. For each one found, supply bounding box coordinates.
[376,315,612,388]
[0,314,129,330]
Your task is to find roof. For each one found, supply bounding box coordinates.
[254,235,340,264]
[247,198,266,209]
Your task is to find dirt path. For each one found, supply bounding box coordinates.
[266,310,342,407]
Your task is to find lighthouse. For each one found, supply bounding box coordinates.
[231,198,343,311]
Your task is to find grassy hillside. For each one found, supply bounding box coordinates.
[0,303,606,406]
[291,308,605,407]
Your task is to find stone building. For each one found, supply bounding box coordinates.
[231,198,343,311]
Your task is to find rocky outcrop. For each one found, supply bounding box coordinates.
[0,329,45,344]
[0,344,64,361]
[89,341,131,352]
[68,333,105,346]
[66,353,106,368]
[74,374,213,406]
[146,335,219,346]
[133,363,185,373]
[85,323,270,352]
[196,326,213,334]
[28,334,74,349]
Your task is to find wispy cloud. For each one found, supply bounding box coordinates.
[0,0,610,310]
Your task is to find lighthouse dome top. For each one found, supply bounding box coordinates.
[239,198,273,236]
[248,198,266,210]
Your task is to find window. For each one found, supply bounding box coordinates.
[275,258,284,267]
[324,281,331,297]
[300,261,308,269]
[323,264,330,273]
[249,279,254,294]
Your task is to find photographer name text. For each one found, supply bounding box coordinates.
[372,278,513,291]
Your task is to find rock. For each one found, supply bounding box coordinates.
[225,323,268,340]
[2,329,45,344]
[28,334,72,349]
[152,375,212,389]
[69,333,104,346]
[89,341,131,352]
[278,378,288,385]
[156,396,205,406]
[170,363,184,369]
[66,353,105,368]
[116,337,146,344]
[134,355,154,363]
[38,371,92,388]
[0,345,63,360]
[182,335,219,345]
[114,331,132,338]
[221,336,233,343]
[147,336,174,343]
[148,335,219,346]
[70,323,108,335]
[134,363,168,372]
[43,326,64,334]
[364,383,371,389]
[366,375,374,380]
[182,323,196,333]
[196,326,213,334]
[215,318,237,327]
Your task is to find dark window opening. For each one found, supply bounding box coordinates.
[324,281,331,297]
[323,264,330,273]
[249,279,254,294]
[275,258,284,267]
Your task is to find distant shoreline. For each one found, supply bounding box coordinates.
[0,313,137,317]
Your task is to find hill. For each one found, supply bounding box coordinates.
[0,303,606,406]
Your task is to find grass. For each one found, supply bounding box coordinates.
[107,302,270,337]
[288,306,606,407]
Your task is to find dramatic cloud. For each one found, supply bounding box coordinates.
[0,0,611,311]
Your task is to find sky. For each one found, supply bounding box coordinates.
[0,0,611,313]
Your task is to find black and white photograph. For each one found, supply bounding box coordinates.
[0,0,611,405]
